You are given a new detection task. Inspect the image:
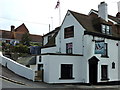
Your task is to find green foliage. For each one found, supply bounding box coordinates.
[30,42,42,46]
[21,33,31,46]
[14,44,29,53]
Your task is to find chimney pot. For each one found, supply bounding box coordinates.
[101,1,105,4]
[11,25,15,31]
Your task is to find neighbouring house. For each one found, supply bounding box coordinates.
[36,2,120,84]
[0,23,42,46]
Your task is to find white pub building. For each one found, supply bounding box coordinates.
[38,2,120,84]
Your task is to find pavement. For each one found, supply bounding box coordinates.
[0,75,25,85]
[1,65,120,89]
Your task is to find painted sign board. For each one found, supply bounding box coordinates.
[95,41,105,54]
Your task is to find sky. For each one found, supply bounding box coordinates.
[0,0,120,35]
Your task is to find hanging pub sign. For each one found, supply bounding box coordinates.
[95,41,105,54]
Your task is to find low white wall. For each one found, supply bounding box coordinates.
[118,41,120,80]
[0,52,35,81]
[30,65,37,71]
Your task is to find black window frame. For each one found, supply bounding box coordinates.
[101,65,109,80]
[101,24,112,35]
[66,43,73,54]
[59,64,74,79]
[39,56,41,62]
[64,26,74,39]
[101,43,109,58]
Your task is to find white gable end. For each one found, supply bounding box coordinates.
[56,10,85,54]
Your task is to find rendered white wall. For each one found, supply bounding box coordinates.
[41,47,57,53]
[42,55,87,83]
[118,41,120,80]
[0,52,35,81]
[30,65,37,71]
[98,2,108,21]
[84,35,119,82]
[42,55,50,83]
[58,11,85,54]
[41,10,120,84]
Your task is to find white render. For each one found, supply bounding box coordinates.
[118,41,120,80]
[0,52,35,81]
[118,1,120,12]
[98,2,108,22]
[58,12,85,54]
[41,47,57,53]
[42,55,86,83]
[30,65,37,71]
[84,35,119,82]
[41,4,120,84]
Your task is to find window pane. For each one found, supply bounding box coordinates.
[66,43,73,54]
[101,43,108,57]
[101,65,108,79]
[102,25,105,29]
[102,25,106,33]
[61,64,73,79]
[106,26,110,34]
[64,26,74,38]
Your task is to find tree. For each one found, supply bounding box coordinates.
[21,33,31,46]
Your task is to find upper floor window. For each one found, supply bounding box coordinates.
[64,26,74,39]
[102,24,112,35]
[101,43,108,58]
[66,43,73,54]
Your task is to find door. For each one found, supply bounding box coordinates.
[89,56,99,84]
[89,63,97,84]
[35,64,44,81]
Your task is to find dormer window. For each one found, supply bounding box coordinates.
[101,24,111,35]
[48,35,52,42]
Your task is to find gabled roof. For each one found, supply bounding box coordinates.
[43,26,60,37]
[69,10,96,32]
[42,27,60,48]
[42,9,120,48]
[89,9,120,24]
[0,30,13,39]
[69,10,120,39]
[30,34,42,42]
[0,24,42,43]
[15,23,29,33]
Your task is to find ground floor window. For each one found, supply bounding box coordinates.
[101,65,109,80]
[112,62,115,69]
[60,64,74,79]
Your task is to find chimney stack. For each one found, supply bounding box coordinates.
[11,25,15,32]
[116,1,120,18]
[118,1,120,12]
[98,2,108,22]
